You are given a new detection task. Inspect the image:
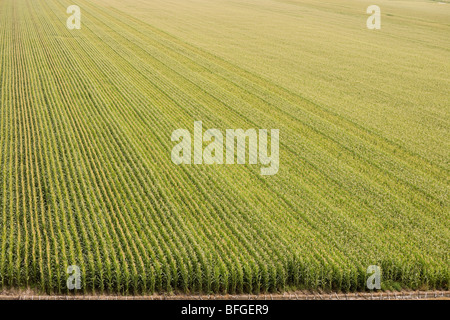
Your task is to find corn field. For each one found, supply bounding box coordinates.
[0,0,448,294]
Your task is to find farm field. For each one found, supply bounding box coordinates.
[0,0,448,294]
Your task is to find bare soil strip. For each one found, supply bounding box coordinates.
[0,290,449,300]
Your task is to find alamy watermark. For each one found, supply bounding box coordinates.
[171,121,279,175]
[367,5,381,30]
[67,5,81,30]
[67,265,81,290]
[366,265,381,289]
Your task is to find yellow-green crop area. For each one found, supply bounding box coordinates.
[0,0,448,294]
